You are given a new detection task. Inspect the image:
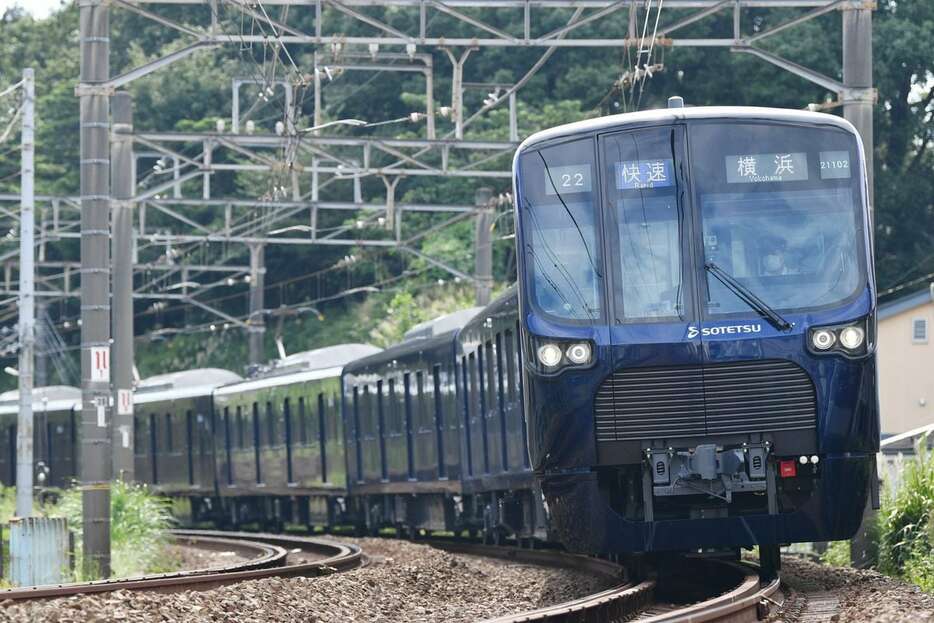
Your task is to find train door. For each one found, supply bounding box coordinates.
[599,125,703,463]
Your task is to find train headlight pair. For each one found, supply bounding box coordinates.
[808,319,869,357]
[534,340,593,371]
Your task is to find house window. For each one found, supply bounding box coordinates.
[913,318,928,344]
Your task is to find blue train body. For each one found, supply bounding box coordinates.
[512,106,879,556]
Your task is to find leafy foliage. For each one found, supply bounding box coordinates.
[878,439,934,591]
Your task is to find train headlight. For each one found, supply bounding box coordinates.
[811,329,836,351]
[839,326,865,351]
[537,343,563,368]
[807,317,872,358]
[565,342,592,365]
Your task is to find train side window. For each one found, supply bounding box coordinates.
[266,401,276,447]
[236,406,245,449]
[460,357,473,476]
[252,402,262,483]
[223,407,233,485]
[376,380,387,480]
[186,410,194,485]
[317,393,327,482]
[148,413,158,484]
[432,364,445,478]
[477,347,487,415]
[504,330,517,402]
[298,397,308,445]
[165,413,173,452]
[486,340,497,411]
[352,386,363,482]
[284,397,294,483]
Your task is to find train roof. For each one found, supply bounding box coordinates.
[343,330,458,376]
[135,368,243,404]
[0,385,80,414]
[403,307,484,341]
[214,343,382,395]
[517,106,858,153]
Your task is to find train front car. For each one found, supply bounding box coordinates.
[513,106,878,567]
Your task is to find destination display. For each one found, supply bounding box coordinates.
[544,164,593,195]
[725,152,808,183]
[819,150,852,179]
[615,158,675,190]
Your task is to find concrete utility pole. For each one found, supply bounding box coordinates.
[78,0,112,578]
[16,68,35,519]
[842,5,874,206]
[247,243,265,370]
[474,187,493,306]
[111,92,134,481]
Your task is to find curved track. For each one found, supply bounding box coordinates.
[469,548,781,623]
[0,529,361,601]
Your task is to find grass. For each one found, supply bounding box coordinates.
[0,481,178,581]
[877,438,934,591]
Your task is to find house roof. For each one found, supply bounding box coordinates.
[879,284,934,321]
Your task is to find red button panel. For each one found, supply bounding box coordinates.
[779,460,797,478]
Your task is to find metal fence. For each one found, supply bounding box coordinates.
[8,517,72,587]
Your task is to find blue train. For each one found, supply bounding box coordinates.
[0,105,878,575]
[512,103,879,570]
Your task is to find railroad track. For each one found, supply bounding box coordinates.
[454,543,782,623]
[0,529,361,601]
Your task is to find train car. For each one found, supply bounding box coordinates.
[134,368,242,500]
[0,386,80,489]
[455,289,547,542]
[341,310,476,535]
[512,103,879,571]
[212,343,380,528]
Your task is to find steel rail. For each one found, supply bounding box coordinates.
[429,541,656,622]
[0,529,361,601]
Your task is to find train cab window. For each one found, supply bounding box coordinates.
[317,393,327,481]
[405,374,416,479]
[376,380,388,480]
[516,137,602,322]
[148,413,158,484]
[165,413,173,452]
[690,122,865,315]
[602,126,686,322]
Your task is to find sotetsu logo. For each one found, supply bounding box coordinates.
[686,324,762,339]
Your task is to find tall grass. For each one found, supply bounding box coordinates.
[50,480,178,579]
[877,438,934,591]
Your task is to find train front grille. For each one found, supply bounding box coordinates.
[594,359,817,443]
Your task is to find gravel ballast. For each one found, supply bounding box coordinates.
[773,556,934,623]
[0,537,615,622]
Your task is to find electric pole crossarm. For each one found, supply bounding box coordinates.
[731,45,845,93]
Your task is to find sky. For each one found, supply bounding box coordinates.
[0,0,66,19]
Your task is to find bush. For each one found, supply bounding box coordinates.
[878,437,934,591]
[821,540,852,567]
[46,480,177,579]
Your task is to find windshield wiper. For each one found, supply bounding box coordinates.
[704,262,793,332]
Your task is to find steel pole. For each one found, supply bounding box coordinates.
[474,187,493,306]
[247,243,266,370]
[16,68,35,519]
[78,0,112,578]
[111,92,134,481]
[842,5,873,208]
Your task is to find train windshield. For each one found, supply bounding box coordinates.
[516,138,603,322]
[690,122,866,316]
